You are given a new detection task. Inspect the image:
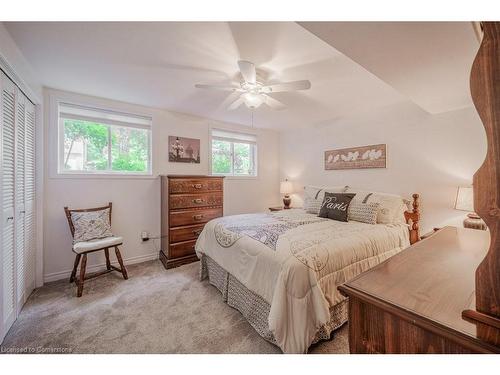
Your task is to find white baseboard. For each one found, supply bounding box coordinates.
[43,252,159,283]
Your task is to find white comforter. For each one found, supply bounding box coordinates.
[195,209,409,353]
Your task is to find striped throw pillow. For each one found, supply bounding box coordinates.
[348,201,380,224]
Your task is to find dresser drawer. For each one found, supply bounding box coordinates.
[170,224,205,243]
[169,192,223,210]
[169,208,223,227]
[169,240,197,258]
[169,178,223,194]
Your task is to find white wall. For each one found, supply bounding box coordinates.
[43,88,281,282]
[279,102,487,234]
[0,23,42,100]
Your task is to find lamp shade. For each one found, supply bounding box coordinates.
[280,180,293,195]
[454,186,474,212]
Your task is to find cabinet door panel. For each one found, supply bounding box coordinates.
[1,74,17,335]
[24,101,36,297]
[15,94,25,306]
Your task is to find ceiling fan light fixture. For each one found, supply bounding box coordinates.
[242,92,264,109]
[194,60,311,111]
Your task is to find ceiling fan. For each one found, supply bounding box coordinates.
[195,60,311,111]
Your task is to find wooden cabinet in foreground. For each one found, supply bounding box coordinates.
[160,175,224,269]
[338,227,499,354]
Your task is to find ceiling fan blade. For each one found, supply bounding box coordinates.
[227,96,245,111]
[217,91,242,112]
[195,84,242,92]
[263,94,286,110]
[261,80,311,93]
[238,60,256,84]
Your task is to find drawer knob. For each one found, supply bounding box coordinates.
[193,214,204,220]
[193,229,202,236]
[192,183,202,189]
[193,198,204,204]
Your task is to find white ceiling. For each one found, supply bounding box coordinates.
[299,22,480,114]
[4,22,478,130]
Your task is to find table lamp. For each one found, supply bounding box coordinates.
[454,186,486,230]
[280,179,293,209]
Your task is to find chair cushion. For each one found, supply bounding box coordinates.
[73,236,123,254]
[71,208,113,243]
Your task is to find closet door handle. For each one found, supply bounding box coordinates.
[20,210,26,214]
[6,216,14,223]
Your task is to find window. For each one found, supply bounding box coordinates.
[210,129,257,177]
[58,103,152,175]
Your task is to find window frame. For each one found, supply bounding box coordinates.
[56,102,153,177]
[209,128,258,178]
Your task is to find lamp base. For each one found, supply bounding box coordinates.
[283,195,291,209]
[464,216,487,230]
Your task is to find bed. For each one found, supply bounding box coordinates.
[194,189,421,353]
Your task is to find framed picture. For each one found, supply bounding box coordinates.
[168,136,201,163]
[325,144,387,170]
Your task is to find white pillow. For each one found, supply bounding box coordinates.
[346,188,406,224]
[304,185,349,215]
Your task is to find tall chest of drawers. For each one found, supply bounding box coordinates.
[160,175,224,269]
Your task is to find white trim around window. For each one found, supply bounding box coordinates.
[209,127,258,179]
[48,91,155,179]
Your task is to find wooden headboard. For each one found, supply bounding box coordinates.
[404,193,421,245]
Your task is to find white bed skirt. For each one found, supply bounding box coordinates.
[200,254,348,351]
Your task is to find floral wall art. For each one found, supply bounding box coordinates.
[324,144,387,170]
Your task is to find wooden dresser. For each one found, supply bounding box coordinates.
[159,175,224,269]
[338,227,500,354]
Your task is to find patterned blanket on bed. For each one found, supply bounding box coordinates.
[213,212,326,250]
[196,209,410,353]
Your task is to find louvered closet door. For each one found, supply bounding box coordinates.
[1,72,17,334]
[23,100,36,300]
[15,92,26,309]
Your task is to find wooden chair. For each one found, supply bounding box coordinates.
[64,202,128,297]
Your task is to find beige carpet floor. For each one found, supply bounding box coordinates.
[1,260,348,354]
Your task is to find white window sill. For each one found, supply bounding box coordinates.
[212,175,259,181]
[50,172,156,180]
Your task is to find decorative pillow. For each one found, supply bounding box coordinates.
[304,185,349,214]
[346,189,405,224]
[71,208,113,243]
[318,192,356,222]
[348,201,380,224]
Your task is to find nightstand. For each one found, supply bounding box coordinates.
[269,206,284,212]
